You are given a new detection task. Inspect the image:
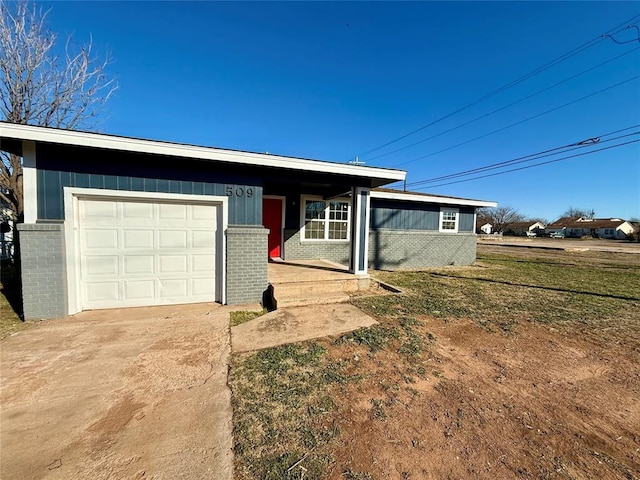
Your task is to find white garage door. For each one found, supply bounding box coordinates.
[78,197,218,310]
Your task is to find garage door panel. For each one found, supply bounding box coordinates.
[86,282,119,302]
[159,203,188,220]
[192,205,216,221]
[123,255,155,275]
[192,255,215,272]
[192,278,216,296]
[159,255,188,273]
[82,200,117,219]
[78,198,219,310]
[160,279,188,297]
[124,280,155,300]
[84,229,118,249]
[123,202,153,219]
[123,230,154,249]
[192,230,216,248]
[159,230,187,249]
[85,256,119,276]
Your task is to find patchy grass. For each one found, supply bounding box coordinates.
[0,288,26,340]
[1,261,26,340]
[231,314,435,479]
[231,249,640,479]
[230,342,349,479]
[343,471,373,480]
[356,250,640,342]
[230,309,266,327]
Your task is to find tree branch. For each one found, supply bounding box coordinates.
[0,0,117,219]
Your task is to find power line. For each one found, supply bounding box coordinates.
[365,46,640,163]
[380,124,640,190]
[392,73,640,168]
[407,128,639,187]
[352,14,640,160]
[603,24,640,45]
[411,139,640,190]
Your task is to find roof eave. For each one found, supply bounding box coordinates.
[370,190,497,208]
[0,122,406,183]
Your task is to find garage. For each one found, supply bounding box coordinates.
[65,189,226,312]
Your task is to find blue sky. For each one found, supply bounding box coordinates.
[39,1,640,221]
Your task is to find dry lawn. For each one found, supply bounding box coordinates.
[230,247,640,480]
[0,262,27,340]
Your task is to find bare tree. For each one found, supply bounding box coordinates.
[528,217,549,226]
[477,206,525,233]
[562,207,595,219]
[0,0,116,221]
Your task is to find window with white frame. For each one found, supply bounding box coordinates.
[302,198,350,240]
[439,207,459,233]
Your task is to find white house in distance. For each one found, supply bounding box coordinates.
[545,217,635,239]
[478,222,493,234]
[504,221,545,236]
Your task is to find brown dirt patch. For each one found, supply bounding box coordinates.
[326,317,639,479]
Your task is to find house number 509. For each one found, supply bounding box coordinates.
[225,185,254,198]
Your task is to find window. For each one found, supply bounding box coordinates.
[302,198,350,241]
[439,208,459,233]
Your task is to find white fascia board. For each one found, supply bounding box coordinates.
[0,123,406,183]
[371,190,497,208]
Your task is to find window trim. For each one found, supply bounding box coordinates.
[439,207,460,233]
[300,195,351,242]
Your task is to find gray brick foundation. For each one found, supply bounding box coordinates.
[226,225,269,305]
[369,230,477,270]
[17,223,67,319]
[283,229,350,265]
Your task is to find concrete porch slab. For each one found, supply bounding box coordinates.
[231,303,377,353]
[268,259,354,283]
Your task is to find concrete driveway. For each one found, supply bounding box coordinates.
[1,303,233,480]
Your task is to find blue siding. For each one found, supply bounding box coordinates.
[37,169,262,224]
[35,143,263,225]
[370,201,439,231]
[459,211,475,232]
[370,199,475,232]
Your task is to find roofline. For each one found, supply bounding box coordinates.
[370,189,497,208]
[0,123,406,182]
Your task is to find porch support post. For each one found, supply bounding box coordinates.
[349,187,370,274]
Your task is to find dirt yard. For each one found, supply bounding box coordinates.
[327,317,638,479]
[231,246,640,479]
[329,247,640,480]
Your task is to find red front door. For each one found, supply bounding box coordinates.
[263,198,283,259]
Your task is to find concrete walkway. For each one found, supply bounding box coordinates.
[231,303,377,353]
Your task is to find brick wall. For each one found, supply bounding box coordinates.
[369,230,477,269]
[226,225,269,305]
[283,228,350,265]
[17,223,67,319]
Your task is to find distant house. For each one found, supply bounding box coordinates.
[504,221,545,236]
[476,216,493,234]
[546,217,634,239]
